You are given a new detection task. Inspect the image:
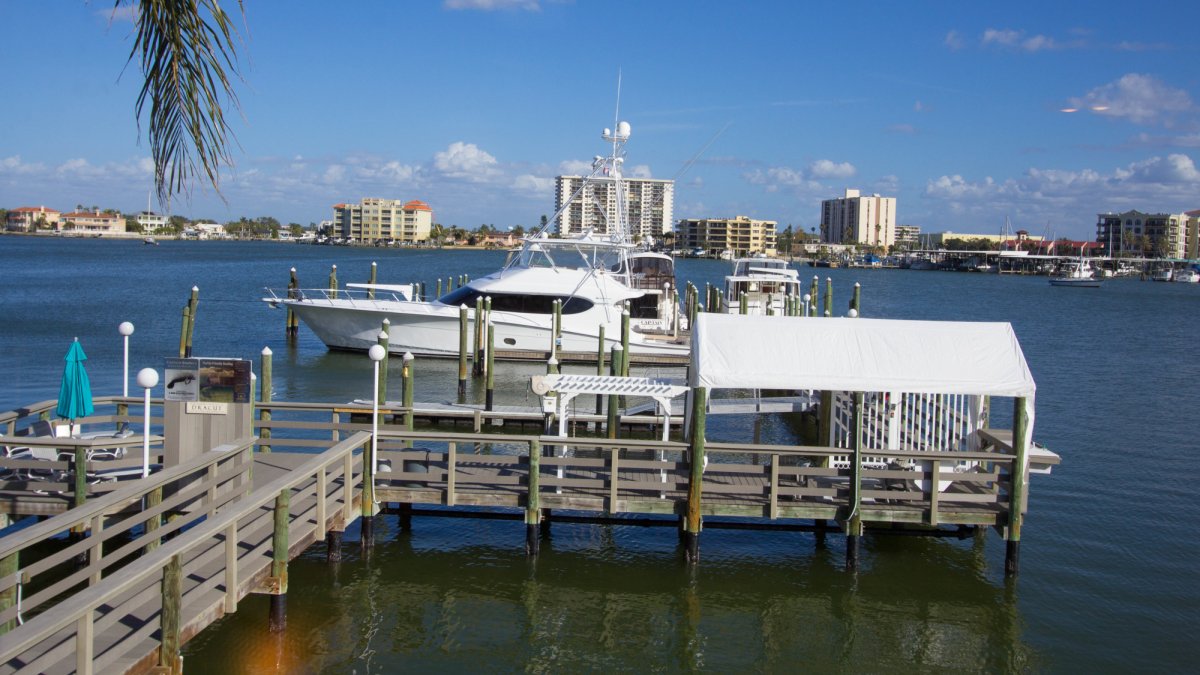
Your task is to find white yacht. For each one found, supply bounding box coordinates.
[1174,268,1199,283]
[1048,259,1101,288]
[265,120,688,361]
[722,257,801,314]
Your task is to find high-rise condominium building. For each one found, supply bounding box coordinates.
[820,189,897,248]
[554,176,674,240]
[333,198,432,243]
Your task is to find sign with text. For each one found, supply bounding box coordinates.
[164,357,252,404]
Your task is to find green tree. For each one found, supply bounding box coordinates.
[512,225,525,238]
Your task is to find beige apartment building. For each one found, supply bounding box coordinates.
[677,216,777,257]
[333,198,433,243]
[1096,210,1188,258]
[554,176,674,240]
[6,206,61,232]
[820,189,896,249]
[62,210,125,234]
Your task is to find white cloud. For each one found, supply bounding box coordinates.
[443,0,541,11]
[512,174,553,196]
[981,28,1062,52]
[944,30,964,51]
[887,123,917,135]
[322,165,346,184]
[0,155,45,175]
[97,5,137,24]
[627,164,652,179]
[808,159,856,179]
[1068,73,1193,126]
[433,141,500,181]
[558,159,592,175]
[923,154,1200,224]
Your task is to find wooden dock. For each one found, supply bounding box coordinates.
[0,392,1057,674]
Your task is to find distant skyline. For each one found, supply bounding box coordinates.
[3,1,1199,240]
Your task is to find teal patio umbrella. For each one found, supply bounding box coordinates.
[56,338,95,434]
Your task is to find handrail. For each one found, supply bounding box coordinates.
[0,436,254,560]
[0,432,370,666]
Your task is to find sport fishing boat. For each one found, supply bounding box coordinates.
[722,257,801,314]
[265,120,688,361]
[1048,259,1101,287]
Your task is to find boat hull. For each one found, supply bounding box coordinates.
[1048,277,1102,288]
[286,299,688,360]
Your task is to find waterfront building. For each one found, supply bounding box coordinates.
[187,222,227,240]
[554,175,674,240]
[136,211,168,233]
[333,198,432,243]
[1095,210,1187,258]
[5,206,60,232]
[820,189,896,249]
[924,231,1044,249]
[62,210,124,234]
[894,225,921,250]
[1182,210,1199,259]
[677,215,777,257]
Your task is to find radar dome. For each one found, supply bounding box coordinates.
[602,128,612,137]
[617,121,631,138]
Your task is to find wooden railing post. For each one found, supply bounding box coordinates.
[525,440,541,556]
[259,347,272,453]
[159,554,183,674]
[145,486,162,553]
[73,445,88,514]
[0,513,16,634]
[269,488,289,632]
[1006,396,1030,577]
[684,387,707,563]
[447,442,458,507]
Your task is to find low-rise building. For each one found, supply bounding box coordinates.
[894,225,921,250]
[136,211,169,233]
[333,198,432,243]
[186,222,226,239]
[924,231,1044,249]
[62,210,125,234]
[677,216,777,257]
[6,206,61,232]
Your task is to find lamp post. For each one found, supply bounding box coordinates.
[368,344,386,485]
[136,368,158,478]
[119,322,135,398]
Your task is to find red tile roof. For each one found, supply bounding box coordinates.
[403,200,431,212]
[11,206,60,213]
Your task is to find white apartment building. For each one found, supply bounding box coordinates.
[554,176,674,240]
[820,189,897,249]
[332,198,433,243]
[136,211,169,232]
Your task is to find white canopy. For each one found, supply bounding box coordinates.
[690,314,1036,398]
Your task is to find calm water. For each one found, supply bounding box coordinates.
[1,237,1197,672]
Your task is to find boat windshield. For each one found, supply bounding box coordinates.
[437,286,595,314]
[513,239,626,272]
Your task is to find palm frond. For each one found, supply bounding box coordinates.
[121,0,244,206]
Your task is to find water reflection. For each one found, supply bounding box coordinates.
[184,516,1035,672]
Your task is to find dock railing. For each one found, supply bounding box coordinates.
[0,432,370,674]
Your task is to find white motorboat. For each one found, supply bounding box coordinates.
[1151,267,1175,282]
[1174,268,1200,283]
[265,120,688,361]
[723,257,801,314]
[1048,259,1101,287]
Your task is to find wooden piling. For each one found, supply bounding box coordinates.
[362,438,376,549]
[368,262,377,299]
[458,304,469,401]
[144,487,162,553]
[402,353,415,430]
[739,291,747,315]
[377,323,390,405]
[177,305,190,358]
[823,277,833,318]
[286,267,299,337]
[1006,396,1030,577]
[329,264,338,300]
[473,297,485,376]
[525,439,541,555]
[684,387,707,563]
[269,488,290,632]
[159,554,183,674]
[485,322,496,412]
[846,391,864,572]
[0,514,16,634]
[607,345,622,438]
[851,282,861,316]
[73,446,87,514]
[809,276,819,317]
[260,347,272,453]
[325,530,343,563]
[594,325,606,421]
[620,308,631,376]
[185,286,198,357]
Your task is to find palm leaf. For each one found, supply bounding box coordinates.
[120,0,244,206]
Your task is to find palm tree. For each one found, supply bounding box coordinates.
[119,0,245,205]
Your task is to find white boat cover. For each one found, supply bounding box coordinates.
[690,314,1036,398]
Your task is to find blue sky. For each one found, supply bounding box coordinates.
[2,0,1198,240]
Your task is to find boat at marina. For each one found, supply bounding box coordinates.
[1151,267,1175,282]
[722,257,801,314]
[265,120,688,360]
[143,237,158,246]
[1174,268,1200,283]
[1048,259,1101,287]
